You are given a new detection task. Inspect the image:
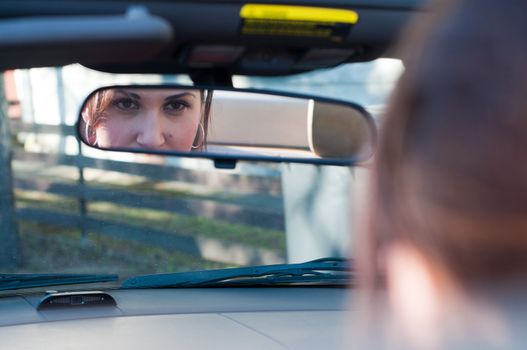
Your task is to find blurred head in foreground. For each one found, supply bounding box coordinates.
[355,0,527,348]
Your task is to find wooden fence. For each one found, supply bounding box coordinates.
[8,120,287,267]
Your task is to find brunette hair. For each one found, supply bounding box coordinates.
[360,0,527,291]
[81,88,213,151]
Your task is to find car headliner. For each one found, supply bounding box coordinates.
[0,0,428,79]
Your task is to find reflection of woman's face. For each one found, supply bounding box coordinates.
[94,89,202,151]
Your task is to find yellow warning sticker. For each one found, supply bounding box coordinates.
[240,4,359,42]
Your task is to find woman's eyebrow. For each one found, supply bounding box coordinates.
[115,89,141,99]
[164,92,197,100]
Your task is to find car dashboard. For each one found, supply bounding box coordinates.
[0,287,350,350]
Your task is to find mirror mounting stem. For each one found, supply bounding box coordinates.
[213,159,237,170]
[190,69,233,88]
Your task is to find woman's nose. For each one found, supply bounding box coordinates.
[136,115,165,149]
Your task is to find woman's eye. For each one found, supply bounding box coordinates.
[113,98,139,111]
[164,101,188,112]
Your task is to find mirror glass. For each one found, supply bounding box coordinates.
[78,86,375,164]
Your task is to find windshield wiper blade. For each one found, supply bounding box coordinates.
[0,273,119,291]
[205,273,350,286]
[121,257,351,288]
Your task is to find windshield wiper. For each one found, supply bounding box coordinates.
[0,273,119,291]
[121,258,351,288]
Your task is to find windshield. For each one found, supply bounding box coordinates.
[0,60,402,291]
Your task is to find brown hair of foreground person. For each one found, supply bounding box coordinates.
[355,0,527,347]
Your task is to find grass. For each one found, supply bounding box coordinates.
[15,190,80,213]
[13,165,282,211]
[88,202,286,251]
[15,189,286,251]
[13,187,286,276]
[9,141,286,280]
[17,220,229,277]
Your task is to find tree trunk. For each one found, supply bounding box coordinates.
[0,73,21,268]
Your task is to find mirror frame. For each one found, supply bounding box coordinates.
[76,84,377,167]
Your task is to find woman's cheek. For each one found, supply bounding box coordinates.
[96,118,137,148]
[165,120,198,151]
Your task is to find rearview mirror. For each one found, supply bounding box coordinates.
[77,85,375,166]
